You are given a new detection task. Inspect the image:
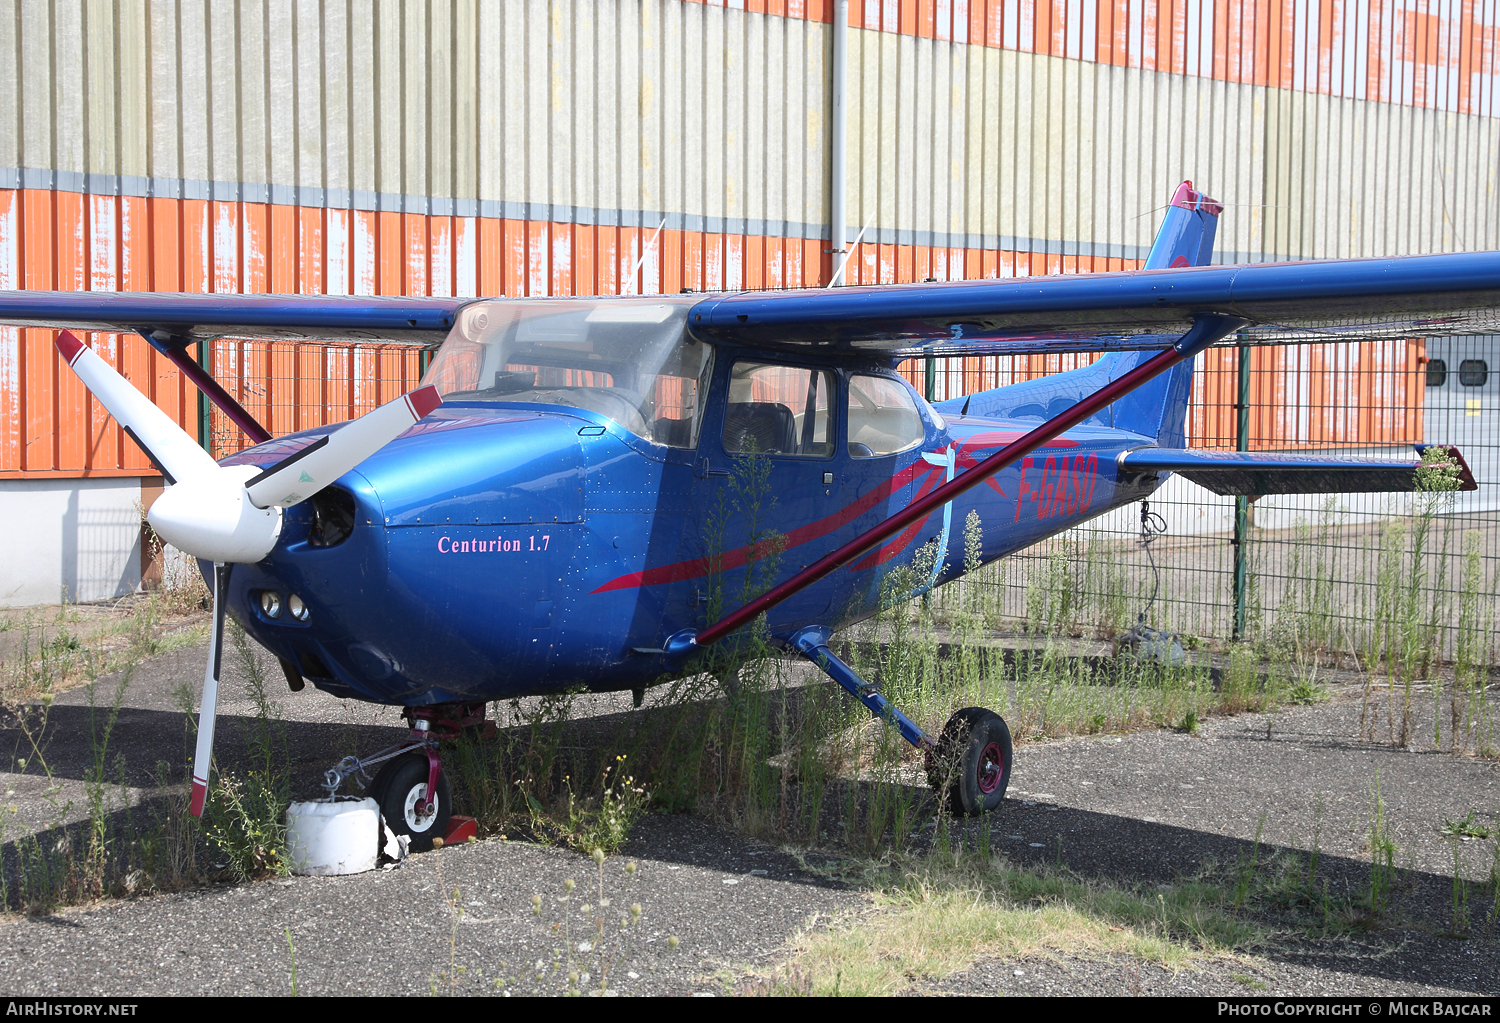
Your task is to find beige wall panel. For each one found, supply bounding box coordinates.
[146,0,177,181]
[452,0,477,202]
[322,0,350,195]
[52,0,83,177]
[374,0,402,196]
[571,0,597,215]
[763,12,787,232]
[84,0,117,177]
[740,14,766,229]
[267,0,296,191]
[0,2,15,170]
[637,0,660,213]
[237,0,268,190]
[402,0,427,199]
[296,0,326,193]
[721,9,744,224]
[428,0,452,200]
[350,3,377,196]
[117,2,149,180]
[497,0,525,209]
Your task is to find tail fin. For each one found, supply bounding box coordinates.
[1111,181,1224,445]
[934,181,1223,446]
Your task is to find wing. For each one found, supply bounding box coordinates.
[684,251,1500,357]
[0,291,466,346]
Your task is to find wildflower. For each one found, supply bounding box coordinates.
[592,848,605,866]
[668,936,680,950]
[531,894,542,916]
[564,878,576,892]
[626,860,637,875]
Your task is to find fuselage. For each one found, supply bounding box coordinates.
[218,340,1166,707]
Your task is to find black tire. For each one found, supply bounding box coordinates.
[370,752,452,852]
[926,707,1013,816]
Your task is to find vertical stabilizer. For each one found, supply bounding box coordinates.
[1099,181,1223,446]
[933,181,1223,448]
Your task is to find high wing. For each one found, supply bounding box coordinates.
[3,250,1498,360]
[0,291,463,345]
[684,251,1500,357]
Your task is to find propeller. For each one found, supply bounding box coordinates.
[54,330,441,815]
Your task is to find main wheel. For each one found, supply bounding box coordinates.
[926,708,1013,816]
[370,752,452,852]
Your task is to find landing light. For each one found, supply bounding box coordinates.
[289,594,309,621]
[260,591,282,618]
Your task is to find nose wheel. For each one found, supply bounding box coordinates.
[927,707,1013,816]
[369,752,452,852]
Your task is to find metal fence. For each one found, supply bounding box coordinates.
[909,337,1500,667]
[205,339,426,459]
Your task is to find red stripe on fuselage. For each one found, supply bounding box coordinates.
[589,427,1080,595]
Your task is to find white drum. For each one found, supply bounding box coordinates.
[286,797,380,876]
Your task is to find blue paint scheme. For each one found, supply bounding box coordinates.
[685,250,1500,356]
[215,380,1159,706]
[0,291,462,345]
[27,183,1491,718]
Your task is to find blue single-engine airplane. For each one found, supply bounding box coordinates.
[2,183,1492,848]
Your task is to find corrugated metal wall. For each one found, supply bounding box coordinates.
[2,0,1498,475]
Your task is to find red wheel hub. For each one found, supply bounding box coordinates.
[976,741,1004,794]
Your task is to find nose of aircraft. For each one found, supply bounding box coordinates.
[352,406,587,527]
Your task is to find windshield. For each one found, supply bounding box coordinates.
[422,297,712,448]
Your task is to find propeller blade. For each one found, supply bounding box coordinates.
[189,563,232,818]
[244,386,442,509]
[55,330,220,485]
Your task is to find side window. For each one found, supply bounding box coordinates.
[847,374,925,458]
[1426,359,1448,387]
[724,362,835,457]
[1460,359,1489,387]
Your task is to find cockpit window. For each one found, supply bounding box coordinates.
[847,374,925,458]
[422,298,712,448]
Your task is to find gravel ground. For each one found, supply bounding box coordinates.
[1,638,1498,996]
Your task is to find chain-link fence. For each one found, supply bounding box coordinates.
[908,338,1500,668]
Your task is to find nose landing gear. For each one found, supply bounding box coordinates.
[321,701,487,852]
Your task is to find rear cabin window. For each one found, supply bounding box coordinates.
[1426,359,1448,387]
[1460,360,1489,387]
[723,362,835,458]
[847,375,925,458]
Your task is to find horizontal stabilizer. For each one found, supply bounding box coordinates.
[1116,446,1479,497]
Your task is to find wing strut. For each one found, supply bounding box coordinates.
[663,311,1249,665]
[144,331,272,445]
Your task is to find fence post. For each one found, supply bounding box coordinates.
[1232,332,1251,640]
[197,340,213,456]
[924,355,936,402]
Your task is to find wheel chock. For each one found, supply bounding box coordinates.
[442,815,478,845]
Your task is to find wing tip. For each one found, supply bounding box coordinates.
[55,330,85,365]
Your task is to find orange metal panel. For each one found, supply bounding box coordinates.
[324,207,351,296]
[210,201,239,293]
[915,244,931,282]
[403,213,426,297]
[351,209,377,296]
[478,217,502,296]
[429,215,452,297]
[703,232,724,292]
[745,235,764,290]
[270,204,298,294]
[526,219,548,296]
[896,243,914,282]
[661,228,683,294]
[903,0,919,34]
[300,205,327,295]
[573,223,596,297]
[917,0,934,37]
[551,222,574,296]
[373,211,399,295]
[502,219,525,296]
[980,0,997,45]
[682,230,703,292]
[297,342,323,432]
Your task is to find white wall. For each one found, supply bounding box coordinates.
[0,478,143,607]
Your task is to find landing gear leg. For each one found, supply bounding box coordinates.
[790,625,1012,817]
